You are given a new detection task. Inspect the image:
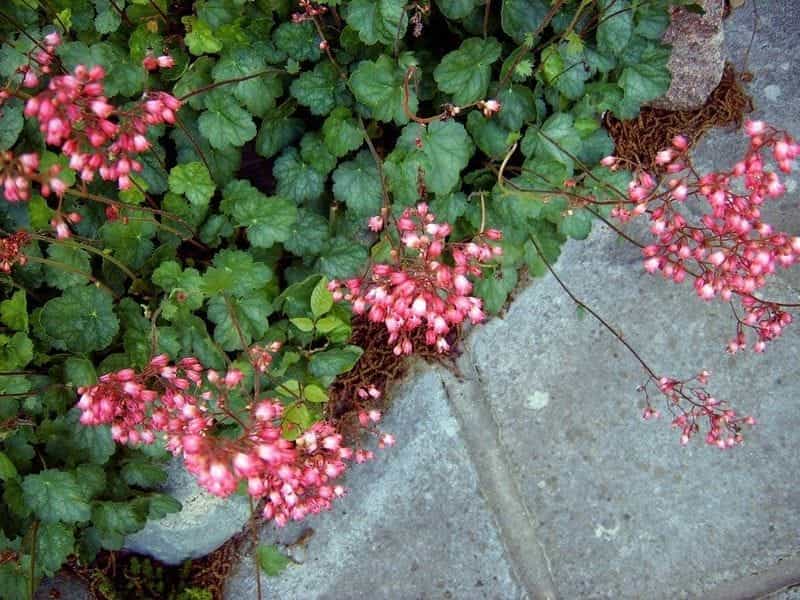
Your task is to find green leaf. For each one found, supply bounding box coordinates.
[552,41,591,100]
[257,544,291,577]
[202,250,272,297]
[617,41,671,109]
[578,127,615,166]
[290,62,349,117]
[317,238,368,279]
[129,23,164,64]
[168,162,216,209]
[430,192,468,223]
[634,5,671,40]
[474,266,518,314]
[22,469,91,523]
[0,452,17,481]
[290,317,314,333]
[560,209,593,240]
[332,150,383,217]
[44,244,92,290]
[322,108,364,157]
[521,113,582,170]
[121,460,168,489]
[273,21,321,62]
[94,0,121,33]
[173,313,225,370]
[40,287,119,354]
[273,148,325,204]
[207,294,272,350]
[496,85,538,131]
[212,45,282,116]
[147,493,182,519]
[255,113,304,159]
[199,90,257,149]
[183,16,223,55]
[501,0,550,44]
[222,180,298,248]
[36,523,75,577]
[99,215,156,269]
[58,42,143,97]
[92,501,146,549]
[344,0,407,46]
[64,357,97,387]
[467,111,510,159]
[71,418,115,464]
[350,55,417,125]
[388,120,474,200]
[310,277,333,318]
[433,37,501,105]
[172,110,242,185]
[524,221,565,277]
[300,131,338,175]
[597,0,633,55]
[310,345,363,377]
[200,214,235,247]
[174,56,215,111]
[0,562,27,600]
[75,464,106,499]
[0,99,23,151]
[0,290,27,332]
[434,0,481,19]
[284,209,329,257]
[0,332,32,371]
[304,384,328,403]
[28,195,54,229]
[153,261,206,313]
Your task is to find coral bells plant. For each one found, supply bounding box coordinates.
[0,0,781,594]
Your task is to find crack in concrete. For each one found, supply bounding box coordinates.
[438,349,558,600]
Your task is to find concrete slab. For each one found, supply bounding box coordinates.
[465,3,800,590]
[224,369,522,600]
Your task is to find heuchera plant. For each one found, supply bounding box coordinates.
[0,0,786,596]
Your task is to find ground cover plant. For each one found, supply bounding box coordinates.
[1,0,798,597]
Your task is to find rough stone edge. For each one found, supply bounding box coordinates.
[439,350,558,600]
[699,555,800,600]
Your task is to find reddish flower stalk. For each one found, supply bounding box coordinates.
[641,371,755,449]
[606,123,800,353]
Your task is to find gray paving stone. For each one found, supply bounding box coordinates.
[465,4,800,592]
[469,222,800,599]
[123,458,251,565]
[224,369,522,600]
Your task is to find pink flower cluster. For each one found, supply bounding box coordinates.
[142,52,175,71]
[330,204,502,355]
[608,123,800,352]
[23,64,180,192]
[15,31,61,90]
[77,353,363,526]
[0,231,30,273]
[0,151,39,202]
[641,371,755,449]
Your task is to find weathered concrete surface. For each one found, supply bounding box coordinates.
[124,458,251,565]
[465,5,800,597]
[650,0,726,110]
[224,370,522,600]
